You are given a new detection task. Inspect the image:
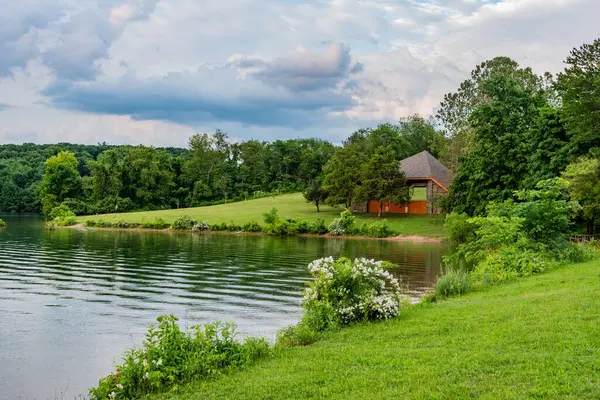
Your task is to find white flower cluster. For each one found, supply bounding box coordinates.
[192,221,211,232]
[304,257,404,325]
[307,256,335,274]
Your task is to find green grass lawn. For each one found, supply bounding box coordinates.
[77,193,446,238]
[153,257,600,400]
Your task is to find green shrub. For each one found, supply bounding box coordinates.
[0,218,5,227]
[50,204,75,220]
[301,257,405,332]
[263,208,279,224]
[265,220,298,236]
[434,268,472,299]
[213,222,229,231]
[444,212,476,245]
[309,218,328,235]
[89,315,270,400]
[84,220,97,227]
[141,218,170,229]
[241,221,263,233]
[359,220,392,238]
[113,221,138,229]
[296,220,311,234]
[227,222,242,232]
[54,216,78,226]
[172,215,197,230]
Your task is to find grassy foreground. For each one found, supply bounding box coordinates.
[154,257,600,400]
[77,193,446,238]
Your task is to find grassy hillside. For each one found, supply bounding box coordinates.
[154,257,600,400]
[77,193,446,238]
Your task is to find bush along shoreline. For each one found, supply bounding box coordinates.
[429,178,595,301]
[80,208,399,240]
[88,257,407,399]
[0,217,5,227]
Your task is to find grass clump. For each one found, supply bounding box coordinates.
[89,315,270,400]
[434,268,471,299]
[0,218,5,227]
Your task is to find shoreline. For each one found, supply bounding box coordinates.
[62,223,446,243]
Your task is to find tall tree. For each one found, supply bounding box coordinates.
[303,175,328,212]
[556,37,600,156]
[563,156,600,234]
[322,144,364,208]
[355,146,410,217]
[448,73,547,215]
[398,114,444,158]
[39,151,82,215]
[437,57,543,172]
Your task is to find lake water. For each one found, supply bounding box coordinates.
[0,214,448,399]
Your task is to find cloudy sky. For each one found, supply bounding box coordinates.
[0,0,598,147]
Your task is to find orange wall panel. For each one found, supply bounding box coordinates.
[367,200,427,214]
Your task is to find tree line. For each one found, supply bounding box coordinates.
[438,37,600,234]
[2,35,600,232]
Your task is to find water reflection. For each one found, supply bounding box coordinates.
[0,215,448,399]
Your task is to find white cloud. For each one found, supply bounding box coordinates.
[0,0,599,145]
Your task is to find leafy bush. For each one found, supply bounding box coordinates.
[213,222,229,231]
[172,216,197,230]
[191,221,211,232]
[84,220,139,229]
[296,220,311,234]
[328,210,356,236]
[141,218,170,229]
[309,218,328,235]
[50,204,75,220]
[241,221,263,233]
[227,222,242,232]
[471,246,549,285]
[301,257,405,331]
[487,178,579,245]
[444,212,476,245]
[53,216,78,226]
[263,208,279,224]
[89,315,270,400]
[61,198,90,216]
[359,220,393,238]
[265,220,298,236]
[0,218,5,227]
[434,268,472,299]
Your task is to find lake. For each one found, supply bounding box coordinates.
[0,214,449,399]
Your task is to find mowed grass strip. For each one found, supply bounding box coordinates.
[77,193,446,238]
[153,258,600,400]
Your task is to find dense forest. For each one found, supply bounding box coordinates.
[2,36,600,232]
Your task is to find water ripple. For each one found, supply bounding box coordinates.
[0,215,448,400]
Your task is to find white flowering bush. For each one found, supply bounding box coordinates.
[191,221,211,231]
[302,257,405,329]
[327,210,356,236]
[89,315,269,399]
